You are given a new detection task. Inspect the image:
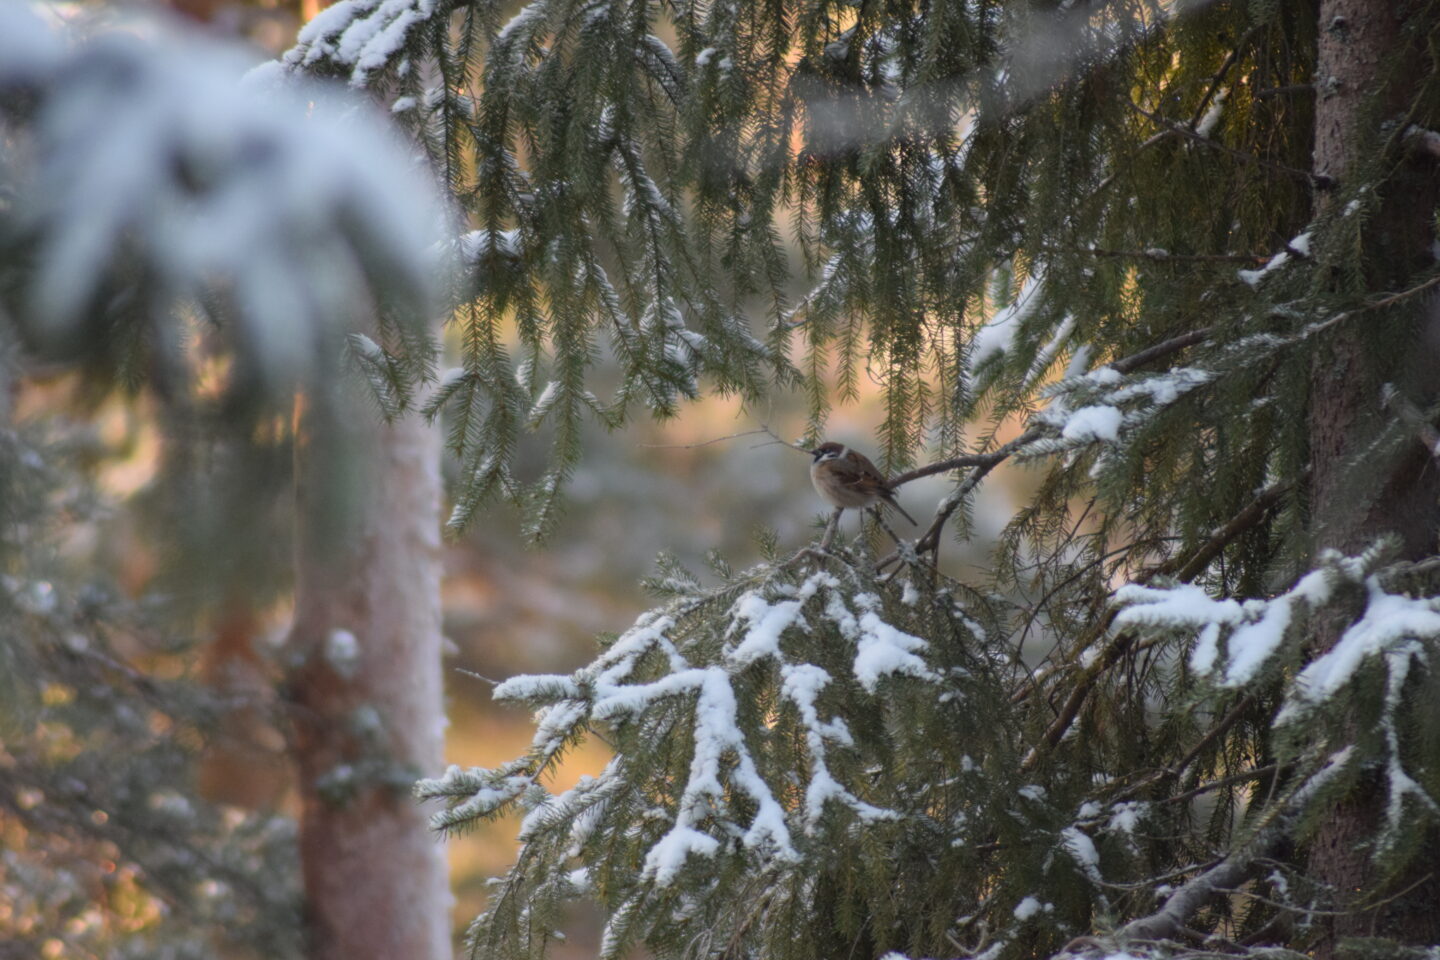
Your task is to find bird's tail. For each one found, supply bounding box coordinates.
[883,492,917,526]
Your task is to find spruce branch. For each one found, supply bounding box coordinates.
[878,325,1217,572]
[1108,328,1214,375]
[1159,762,1283,808]
[1186,25,1261,131]
[1112,749,1352,945]
[1109,696,1262,803]
[1041,247,1266,265]
[1141,475,1300,583]
[1125,98,1334,189]
[1016,474,1295,768]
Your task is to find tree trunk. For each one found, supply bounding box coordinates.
[1307,1,1440,954]
[287,397,451,960]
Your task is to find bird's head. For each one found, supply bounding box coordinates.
[810,441,844,463]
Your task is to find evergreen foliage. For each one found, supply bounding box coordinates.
[265,0,1440,955]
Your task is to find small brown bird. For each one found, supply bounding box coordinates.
[809,442,916,525]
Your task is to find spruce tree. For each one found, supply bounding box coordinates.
[264,0,1440,955]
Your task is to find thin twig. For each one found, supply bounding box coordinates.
[1126,98,1333,189]
[1254,83,1315,99]
[1042,246,1266,265]
[1187,26,1260,130]
[1017,476,1293,764]
[640,426,788,451]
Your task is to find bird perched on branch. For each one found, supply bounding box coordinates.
[809,442,916,525]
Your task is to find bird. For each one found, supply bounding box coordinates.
[809,441,916,525]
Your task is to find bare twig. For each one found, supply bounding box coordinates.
[1254,83,1315,99]
[640,423,803,452]
[1126,98,1333,189]
[1042,246,1266,265]
[1017,476,1293,765]
[1110,327,1213,375]
[888,454,999,488]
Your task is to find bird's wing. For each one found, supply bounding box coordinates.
[845,453,890,491]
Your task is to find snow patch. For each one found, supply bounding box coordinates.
[851,594,932,691]
[971,275,1044,367]
[1239,231,1311,287]
[1060,405,1123,443]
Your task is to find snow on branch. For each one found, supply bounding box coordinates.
[274,0,443,88]
[1277,577,1440,720]
[1115,549,1368,687]
[1,8,445,394]
[1112,542,1440,776]
[1236,231,1311,287]
[1031,364,1214,454]
[422,566,938,887]
[970,273,1046,369]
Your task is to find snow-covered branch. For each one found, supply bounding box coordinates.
[0,7,445,400]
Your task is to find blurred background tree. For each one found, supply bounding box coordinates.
[0,6,455,958]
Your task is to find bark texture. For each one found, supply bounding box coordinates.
[1307,1,1440,954]
[288,403,450,960]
